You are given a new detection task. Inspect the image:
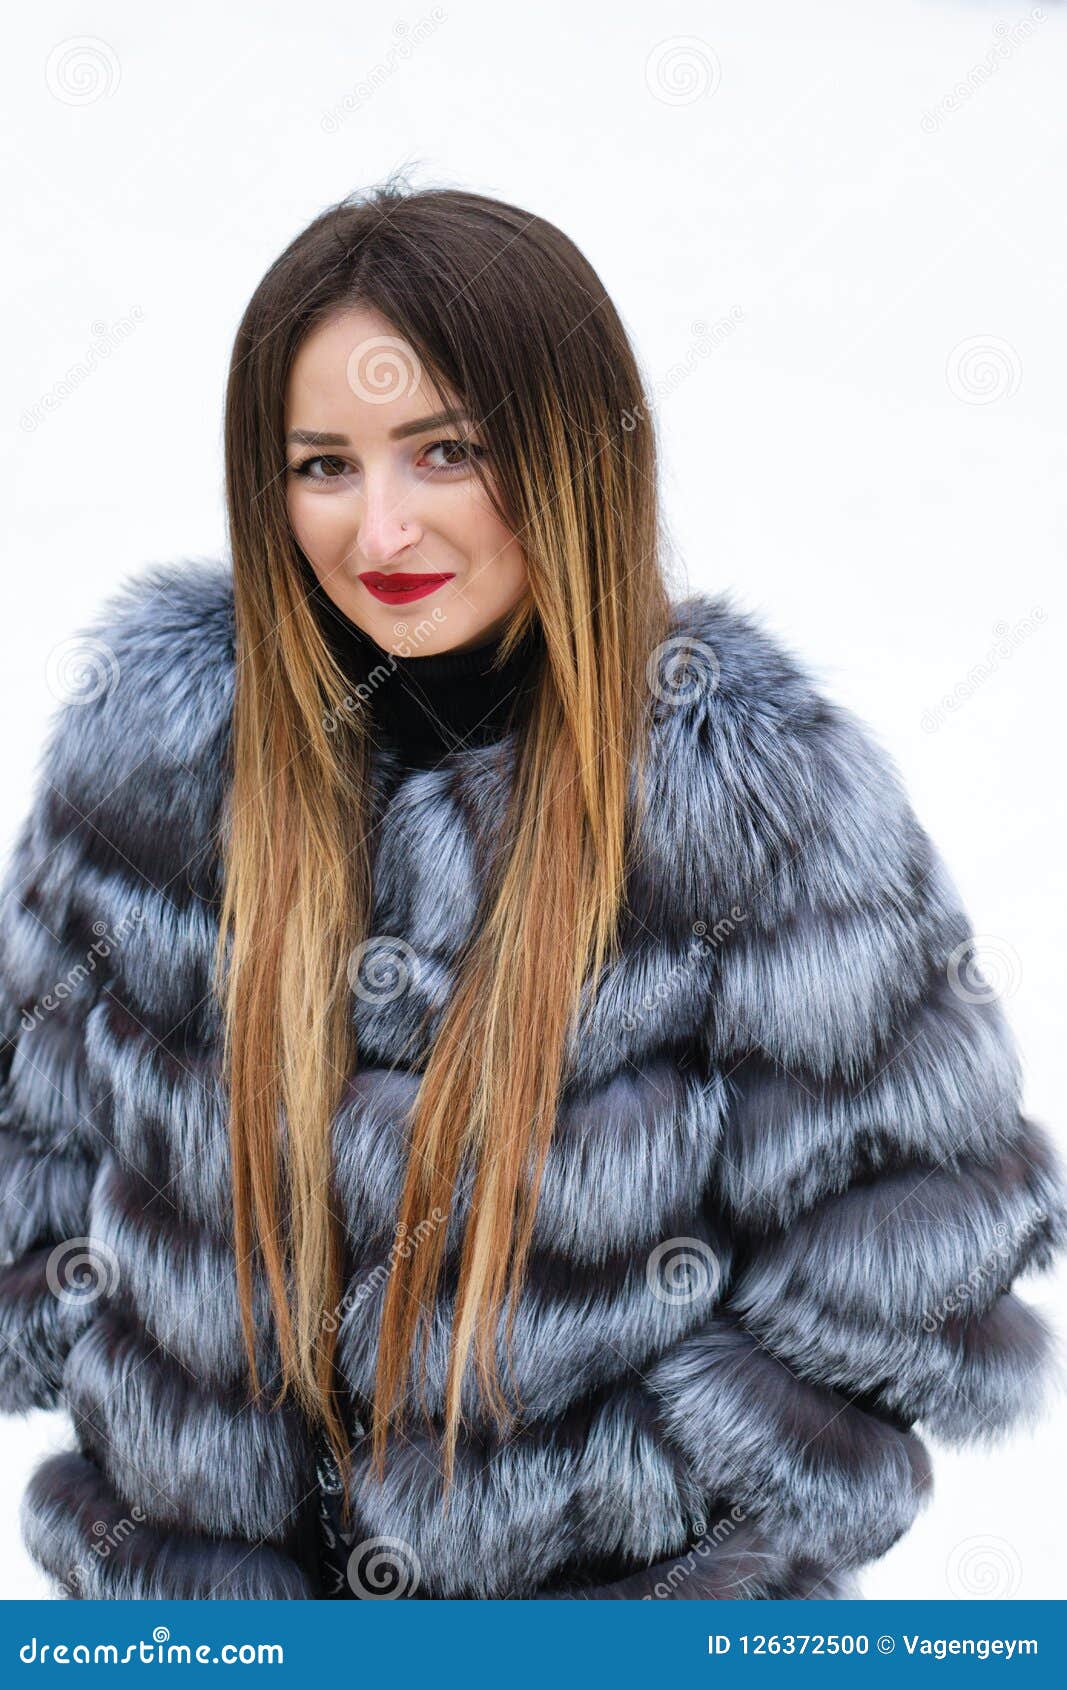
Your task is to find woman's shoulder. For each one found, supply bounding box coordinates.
[31,557,237,879]
[650,587,933,926]
[647,590,991,1110]
[660,583,891,772]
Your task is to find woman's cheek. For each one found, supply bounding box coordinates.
[291,492,353,559]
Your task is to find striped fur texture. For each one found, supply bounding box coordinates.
[1,557,1063,1600]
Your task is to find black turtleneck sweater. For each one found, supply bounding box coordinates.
[308,581,544,769]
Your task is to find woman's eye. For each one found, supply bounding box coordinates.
[291,454,351,484]
[421,438,487,472]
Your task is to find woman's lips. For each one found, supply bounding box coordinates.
[357,572,456,604]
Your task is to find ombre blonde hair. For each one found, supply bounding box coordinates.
[216,178,673,1525]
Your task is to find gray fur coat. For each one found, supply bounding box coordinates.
[1,558,1064,1601]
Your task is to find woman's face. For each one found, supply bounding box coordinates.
[284,306,528,655]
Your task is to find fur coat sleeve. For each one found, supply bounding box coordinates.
[0,694,111,1410]
[633,639,1067,1586]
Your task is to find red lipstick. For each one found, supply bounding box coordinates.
[358,571,456,605]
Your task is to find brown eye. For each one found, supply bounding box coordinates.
[291,454,351,482]
[422,439,487,472]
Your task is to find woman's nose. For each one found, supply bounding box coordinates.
[357,482,421,565]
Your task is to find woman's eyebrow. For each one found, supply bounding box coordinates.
[285,409,471,449]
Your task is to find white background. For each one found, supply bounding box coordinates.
[2,0,1064,1601]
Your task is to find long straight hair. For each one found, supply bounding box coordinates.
[217,178,673,1524]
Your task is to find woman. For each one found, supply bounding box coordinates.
[1,182,1063,1602]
